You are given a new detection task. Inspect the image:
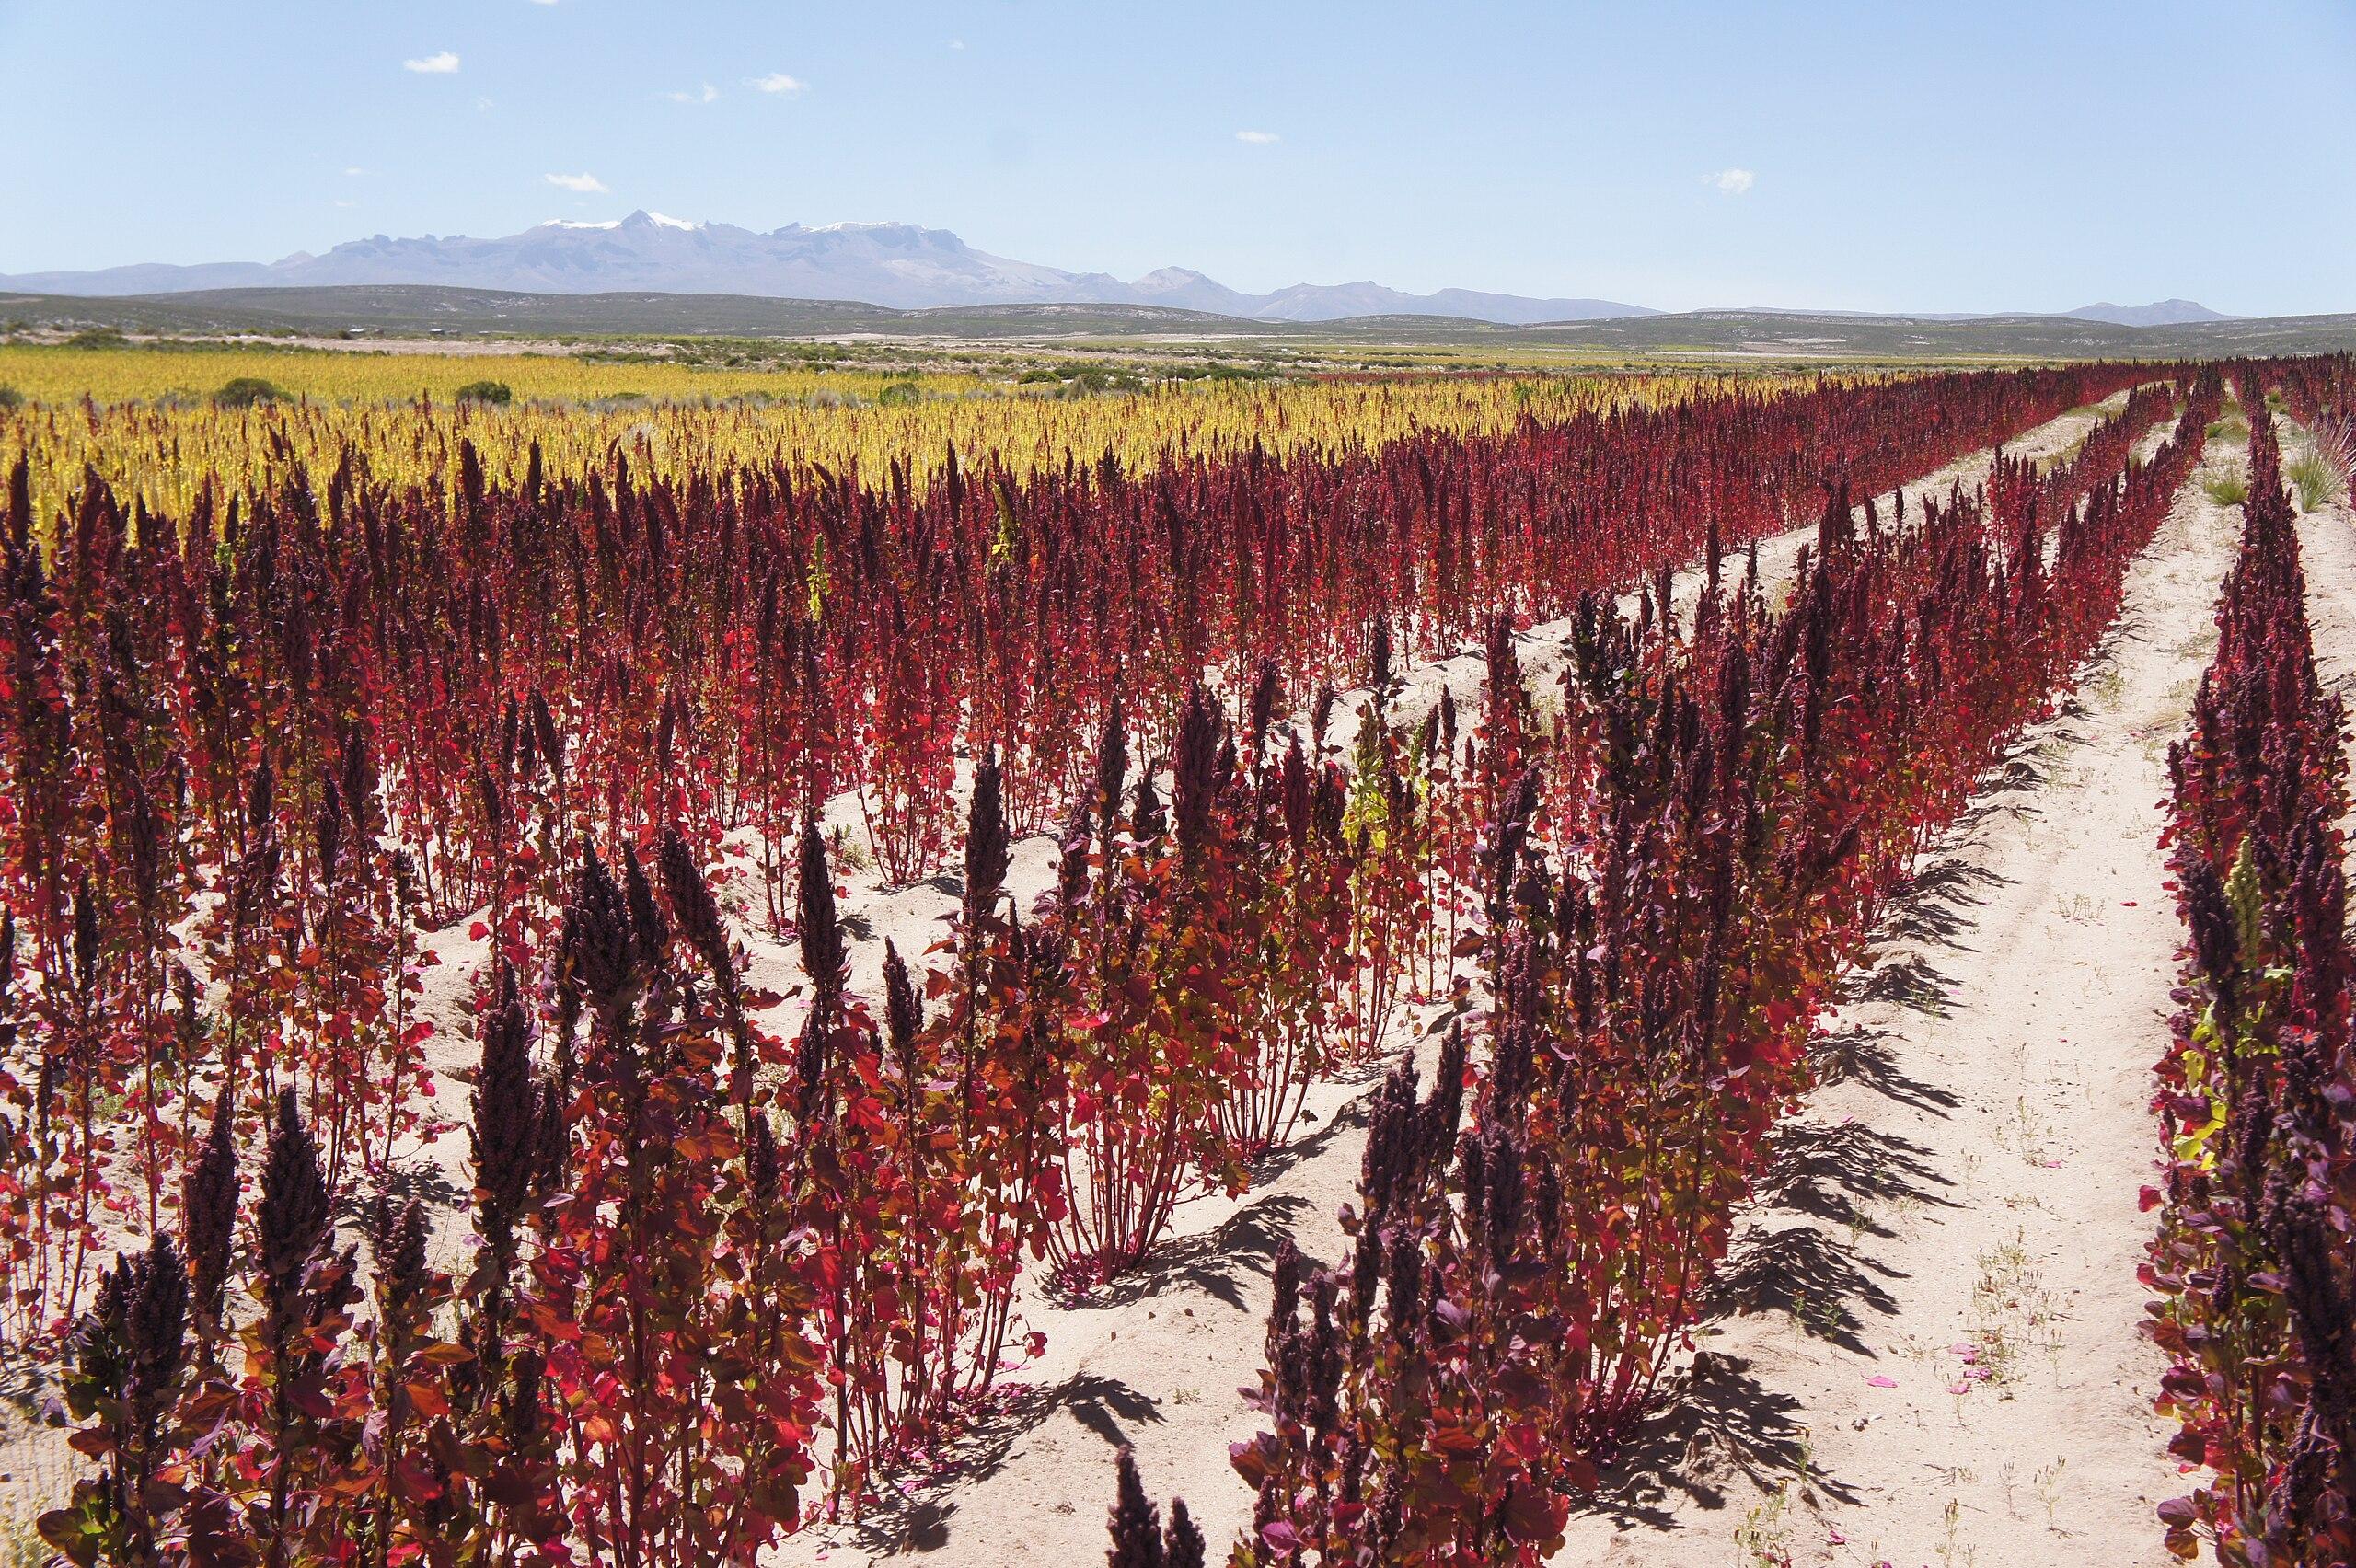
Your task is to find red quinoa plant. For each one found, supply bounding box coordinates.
[2149,390,2356,1564]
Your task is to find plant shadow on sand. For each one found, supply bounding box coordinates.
[1751,1119,1959,1240]
[807,1370,1170,1555]
[1569,1110,1953,1530]
[1877,854,2007,948]
[1047,1188,1320,1314]
[1703,1115,1954,1358]
[1959,717,2082,827]
[1853,951,1959,1015]
[1572,1349,1865,1528]
[341,1155,468,1228]
[1812,1022,1963,1114]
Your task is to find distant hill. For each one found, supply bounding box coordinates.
[0,212,1657,328]
[6,284,2353,362]
[2065,299,2235,327]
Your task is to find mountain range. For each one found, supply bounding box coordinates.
[2062,299,2234,328]
[0,213,1653,326]
[0,212,2233,329]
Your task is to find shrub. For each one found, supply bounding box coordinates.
[455,379,513,405]
[1068,365,1143,395]
[876,380,922,407]
[2287,449,2344,511]
[213,375,287,409]
[0,386,21,409]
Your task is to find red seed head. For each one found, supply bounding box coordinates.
[1106,1447,1166,1568]
[258,1088,329,1307]
[183,1090,237,1322]
[797,818,845,1003]
[965,749,1011,925]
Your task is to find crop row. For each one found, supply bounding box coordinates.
[2148,381,2356,1565]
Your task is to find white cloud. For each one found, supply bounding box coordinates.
[475,95,495,111]
[667,82,721,103]
[1707,167,1755,196]
[545,171,607,193]
[948,39,965,50]
[749,71,806,94]
[402,51,461,74]
[343,166,364,177]
[1235,129,1280,144]
[334,199,358,209]
[527,0,560,6]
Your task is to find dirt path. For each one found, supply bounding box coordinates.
[1543,436,2241,1568]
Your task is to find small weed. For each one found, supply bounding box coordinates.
[1936,1496,1976,1567]
[1734,1477,1796,1567]
[2006,1096,2056,1165]
[826,823,875,875]
[1786,1283,1842,1343]
[2202,469,2249,507]
[2034,1456,2068,1526]
[1969,1229,2062,1385]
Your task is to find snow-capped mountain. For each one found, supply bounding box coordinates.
[0,212,1657,325]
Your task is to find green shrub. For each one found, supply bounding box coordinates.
[1066,365,1142,395]
[0,386,21,409]
[1016,368,1064,385]
[876,381,923,407]
[214,376,288,409]
[2203,469,2250,507]
[456,379,514,405]
[2287,451,2345,513]
[64,327,128,350]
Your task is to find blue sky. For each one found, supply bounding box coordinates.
[3,0,2352,315]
